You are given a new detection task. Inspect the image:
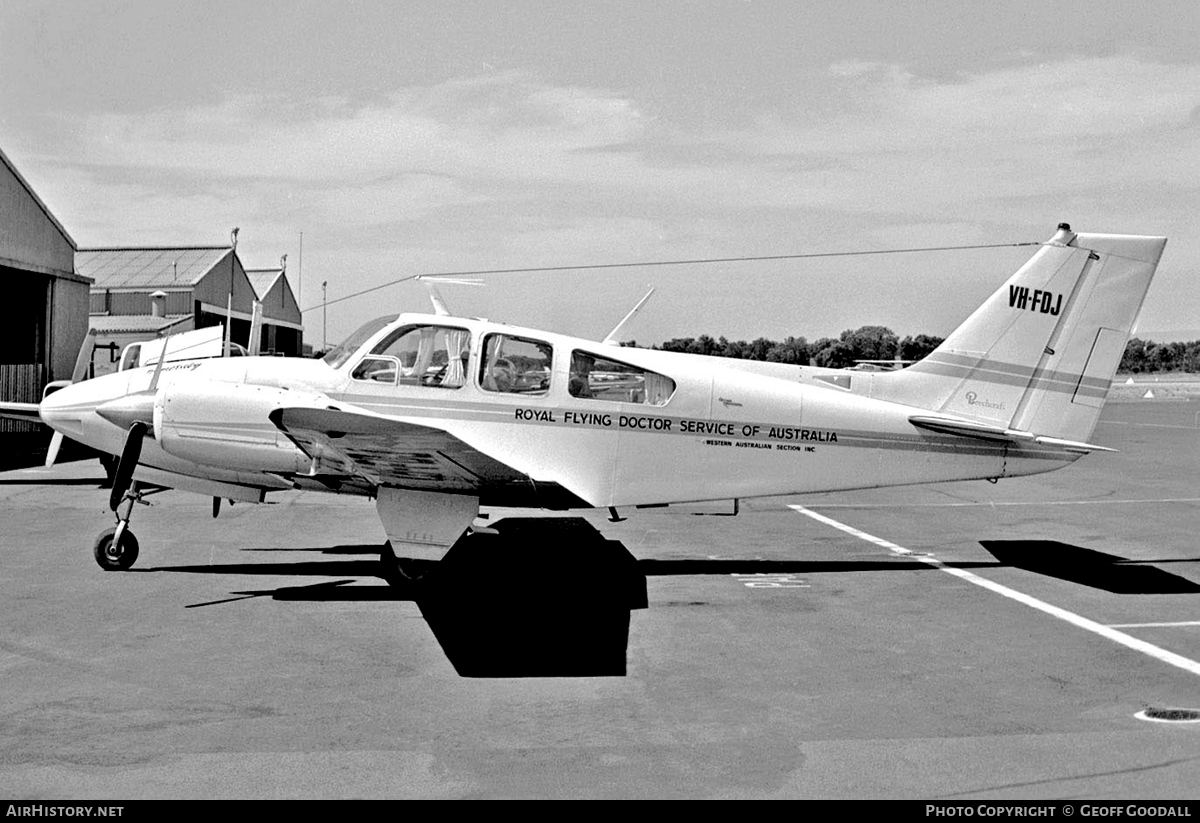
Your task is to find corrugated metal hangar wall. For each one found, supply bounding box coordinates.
[0,148,91,437]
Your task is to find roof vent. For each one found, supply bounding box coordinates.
[149,290,168,318]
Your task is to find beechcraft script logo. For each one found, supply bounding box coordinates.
[1009,285,1062,316]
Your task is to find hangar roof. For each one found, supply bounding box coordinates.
[0,145,76,250]
[77,246,232,289]
[89,314,190,335]
[246,268,283,299]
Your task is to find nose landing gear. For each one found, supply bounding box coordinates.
[93,525,140,571]
[92,480,155,571]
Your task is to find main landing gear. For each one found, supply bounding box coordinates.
[379,541,437,584]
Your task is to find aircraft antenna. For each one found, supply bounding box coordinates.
[300,240,1041,315]
[602,288,655,345]
[416,276,484,316]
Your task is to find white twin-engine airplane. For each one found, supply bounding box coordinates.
[36,224,1166,578]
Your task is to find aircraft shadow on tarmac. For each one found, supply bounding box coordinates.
[0,476,109,486]
[144,517,1022,678]
[140,524,1200,677]
[979,540,1200,594]
[152,519,647,678]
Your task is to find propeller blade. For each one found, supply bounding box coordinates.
[70,329,98,383]
[44,432,64,467]
[109,422,146,511]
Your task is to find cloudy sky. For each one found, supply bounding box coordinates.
[2,0,1197,346]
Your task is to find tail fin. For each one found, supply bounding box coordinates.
[879,224,1166,443]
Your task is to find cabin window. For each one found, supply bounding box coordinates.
[569,350,676,406]
[351,324,471,387]
[479,334,552,395]
[119,344,141,372]
[324,315,395,369]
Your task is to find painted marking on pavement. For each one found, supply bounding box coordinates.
[1107,621,1200,629]
[732,573,810,589]
[788,497,1200,509]
[788,504,1200,679]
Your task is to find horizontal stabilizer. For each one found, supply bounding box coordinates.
[908,414,1029,442]
[908,414,1115,453]
[1031,435,1117,454]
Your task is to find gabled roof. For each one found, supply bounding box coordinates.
[0,145,76,250]
[245,267,283,300]
[89,314,190,335]
[77,247,232,289]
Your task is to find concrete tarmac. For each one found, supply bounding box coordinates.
[1,399,1197,799]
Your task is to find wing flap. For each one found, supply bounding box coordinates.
[269,407,531,491]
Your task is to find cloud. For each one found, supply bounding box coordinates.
[827,60,885,78]
[14,54,1199,316]
[73,73,646,184]
[39,56,1199,230]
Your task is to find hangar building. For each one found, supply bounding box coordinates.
[0,147,91,434]
[78,246,304,375]
[245,264,303,355]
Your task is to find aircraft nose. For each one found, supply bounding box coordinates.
[39,380,92,437]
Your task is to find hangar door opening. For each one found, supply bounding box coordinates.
[1,265,49,367]
[0,264,49,433]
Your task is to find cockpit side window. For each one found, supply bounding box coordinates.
[351,324,471,387]
[569,350,676,406]
[479,334,552,395]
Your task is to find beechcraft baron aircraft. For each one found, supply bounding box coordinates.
[23,224,1167,578]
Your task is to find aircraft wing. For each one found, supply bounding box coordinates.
[0,400,42,424]
[269,407,532,492]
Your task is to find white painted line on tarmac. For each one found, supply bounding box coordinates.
[789,498,1200,509]
[788,504,1200,679]
[1098,421,1199,430]
[791,506,916,555]
[1107,621,1200,629]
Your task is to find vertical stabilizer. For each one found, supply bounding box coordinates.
[876,224,1166,442]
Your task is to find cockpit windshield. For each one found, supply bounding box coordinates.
[322,316,396,369]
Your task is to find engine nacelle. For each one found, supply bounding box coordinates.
[155,381,317,473]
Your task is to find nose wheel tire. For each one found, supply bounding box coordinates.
[93,526,140,571]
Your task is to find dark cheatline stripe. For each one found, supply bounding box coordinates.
[909,353,1111,398]
[326,395,1073,461]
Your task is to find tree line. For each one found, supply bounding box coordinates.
[636,326,1200,373]
[640,325,941,368]
[1119,338,1200,373]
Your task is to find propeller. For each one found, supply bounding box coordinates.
[44,329,98,467]
[109,422,147,511]
[100,333,170,509]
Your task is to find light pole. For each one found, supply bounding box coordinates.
[322,280,328,351]
[227,227,239,356]
[297,231,303,315]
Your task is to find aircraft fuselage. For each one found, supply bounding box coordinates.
[39,314,1075,512]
